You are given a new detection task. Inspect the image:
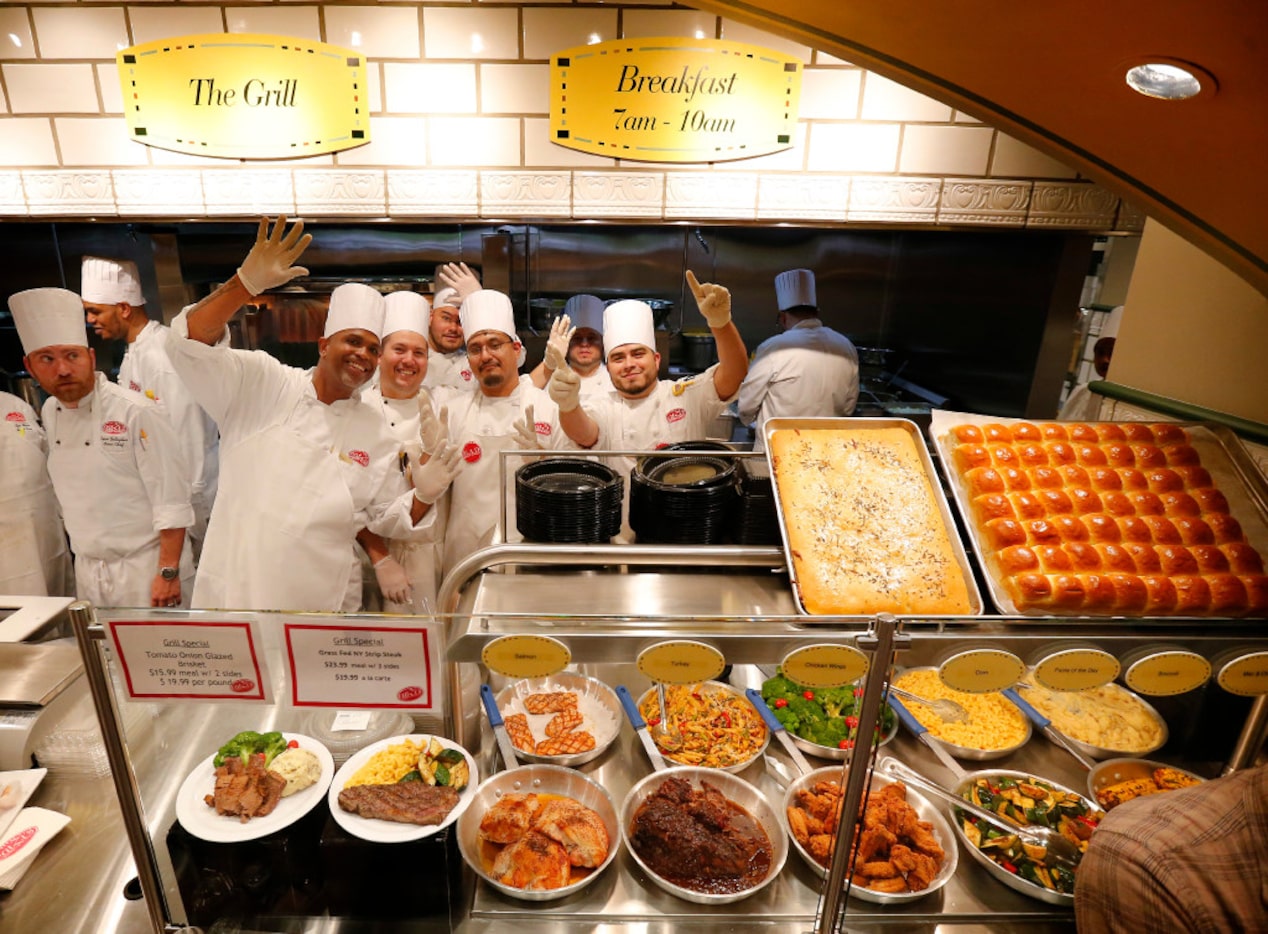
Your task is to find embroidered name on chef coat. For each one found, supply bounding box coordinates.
[100,419,130,450]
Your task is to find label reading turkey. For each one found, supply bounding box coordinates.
[1217,652,1268,697]
[482,635,571,679]
[1125,651,1210,696]
[1033,649,1120,692]
[637,641,725,684]
[939,649,1024,694]
[782,644,869,688]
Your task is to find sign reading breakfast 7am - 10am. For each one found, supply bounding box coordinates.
[550,37,802,163]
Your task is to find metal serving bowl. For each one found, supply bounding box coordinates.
[620,766,787,905]
[636,681,770,773]
[781,765,957,904]
[1014,678,1168,760]
[892,668,1031,761]
[786,689,900,763]
[494,672,623,767]
[456,764,621,902]
[1086,757,1206,811]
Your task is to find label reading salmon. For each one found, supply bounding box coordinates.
[482,635,571,679]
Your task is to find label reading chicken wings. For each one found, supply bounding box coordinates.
[781,644,869,688]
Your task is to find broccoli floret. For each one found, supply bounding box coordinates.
[760,675,801,703]
[786,695,824,724]
[213,730,262,767]
[260,731,288,766]
[818,686,857,719]
[806,718,848,747]
[773,706,801,734]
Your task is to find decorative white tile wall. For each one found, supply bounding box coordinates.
[860,74,952,122]
[113,167,204,213]
[623,9,717,40]
[128,7,226,46]
[939,179,1031,226]
[521,9,617,61]
[387,169,478,216]
[757,174,847,221]
[428,116,521,167]
[481,170,571,216]
[334,116,427,166]
[56,117,149,165]
[32,7,129,59]
[1028,182,1119,229]
[225,6,321,42]
[383,63,477,114]
[799,68,862,120]
[202,168,297,214]
[0,120,57,166]
[97,64,124,114]
[990,133,1079,179]
[23,170,116,214]
[523,118,613,167]
[665,172,757,219]
[3,63,99,113]
[806,123,900,173]
[898,125,992,175]
[573,171,663,217]
[0,172,25,212]
[295,169,386,214]
[324,6,420,60]
[0,10,36,60]
[481,64,550,115]
[423,8,520,61]
[848,176,941,222]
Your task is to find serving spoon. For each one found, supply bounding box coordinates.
[886,685,970,723]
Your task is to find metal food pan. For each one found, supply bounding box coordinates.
[1086,757,1206,811]
[762,417,984,618]
[928,410,1268,616]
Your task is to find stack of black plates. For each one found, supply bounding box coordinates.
[516,458,623,544]
[732,463,781,545]
[629,449,739,544]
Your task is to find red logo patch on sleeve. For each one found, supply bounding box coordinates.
[102,420,128,435]
[534,421,552,436]
[348,449,370,467]
[666,408,687,424]
[460,369,473,381]
[5,411,26,423]
[462,441,482,463]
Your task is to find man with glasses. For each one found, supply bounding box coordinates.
[529,294,613,402]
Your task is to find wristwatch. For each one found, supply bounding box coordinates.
[159,566,180,581]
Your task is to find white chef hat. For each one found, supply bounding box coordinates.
[774,268,816,311]
[564,294,605,334]
[81,255,145,306]
[461,289,525,366]
[382,291,430,339]
[432,286,460,309]
[1102,305,1124,340]
[324,282,385,338]
[603,300,656,358]
[10,287,90,354]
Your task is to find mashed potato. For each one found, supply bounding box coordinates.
[270,747,322,797]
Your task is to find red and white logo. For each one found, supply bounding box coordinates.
[655,441,672,450]
[534,421,552,437]
[230,678,256,694]
[5,411,26,423]
[348,449,370,467]
[129,380,141,393]
[0,826,37,860]
[102,420,128,435]
[462,441,482,463]
[397,685,423,702]
[460,369,473,382]
[666,408,687,424]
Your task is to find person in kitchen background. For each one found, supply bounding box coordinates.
[81,256,220,558]
[166,216,462,612]
[1058,334,1117,420]
[528,293,614,401]
[355,290,449,613]
[421,286,475,392]
[10,287,195,608]
[737,268,860,453]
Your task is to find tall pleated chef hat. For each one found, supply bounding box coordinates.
[382,290,430,339]
[774,268,816,312]
[324,282,385,339]
[432,286,460,309]
[603,300,657,358]
[563,294,605,334]
[10,287,90,354]
[460,289,525,366]
[81,255,145,306]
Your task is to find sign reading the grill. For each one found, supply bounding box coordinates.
[116,33,368,159]
[550,37,802,163]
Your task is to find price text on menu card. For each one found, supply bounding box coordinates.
[107,619,271,702]
[285,622,442,708]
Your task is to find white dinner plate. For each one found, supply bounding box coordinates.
[327,734,479,843]
[175,733,334,843]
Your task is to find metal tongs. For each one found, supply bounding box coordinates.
[887,685,970,723]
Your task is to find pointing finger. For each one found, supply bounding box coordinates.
[685,269,705,301]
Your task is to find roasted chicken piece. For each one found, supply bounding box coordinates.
[534,797,610,868]
[479,793,541,844]
[534,731,596,756]
[490,830,571,890]
[544,706,584,737]
[523,692,578,715]
[504,714,536,754]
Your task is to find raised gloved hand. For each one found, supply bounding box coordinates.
[437,262,482,301]
[548,364,582,414]
[373,555,412,605]
[686,268,731,329]
[237,216,312,296]
[543,314,576,373]
[412,439,463,504]
[416,390,449,454]
[512,404,542,450]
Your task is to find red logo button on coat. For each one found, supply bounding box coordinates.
[535,422,552,437]
[460,369,473,381]
[463,441,482,463]
[348,449,370,467]
[102,420,128,435]
[129,380,141,392]
[666,408,687,424]
[5,411,26,423]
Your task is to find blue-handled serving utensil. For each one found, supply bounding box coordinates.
[1003,687,1097,770]
[887,694,967,780]
[745,689,813,775]
[479,683,520,771]
[616,685,668,771]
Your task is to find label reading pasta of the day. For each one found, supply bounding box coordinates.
[1033,649,1120,692]
[481,635,571,679]
[1217,652,1268,697]
[782,644,869,688]
[1125,651,1211,696]
[637,641,725,684]
[939,649,1024,693]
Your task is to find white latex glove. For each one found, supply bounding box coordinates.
[412,440,463,504]
[543,314,575,373]
[437,262,482,301]
[686,268,732,329]
[512,404,542,450]
[237,216,312,296]
[548,363,581,414]
[373,556,412,605]
[416,390,449,454]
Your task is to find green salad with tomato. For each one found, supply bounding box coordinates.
[760,673,896,752]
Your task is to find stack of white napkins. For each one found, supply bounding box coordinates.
[0,768,71,891]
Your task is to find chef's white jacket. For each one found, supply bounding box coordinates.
[578,366,614,401]
[424,348,476,392]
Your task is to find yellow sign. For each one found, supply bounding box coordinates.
[637,640,726,684]
[1033,649,1120,692]
[1124,651,1211,696]
[117,33,368,159]
[550,37,802,163]
[1217,651,1268,697]
[481,635,571,679]
[782,644,869,688]
[938,649,1024,694]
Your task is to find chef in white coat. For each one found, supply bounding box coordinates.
[12,287,194,607]
[81,256,220,554]
[421,287,475,392]
[0,390,73,596]
[737,268,859,452]
[528,294,613,402]
[166,217,461,612]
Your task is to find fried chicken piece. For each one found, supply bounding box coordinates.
[807,833,835,863]
[544,706,585,737]
[533,797,610,868]
[858,859,899,879]
[523,692,578,715]
[504,714,536,754]
[890,843,939,891]
[865,876,910,894]
[787,806,812,846]
[479,793,541,844]
[855,825,897,864]
[898,810,945,861]
[535,731,596,756]
[490,830,571,890]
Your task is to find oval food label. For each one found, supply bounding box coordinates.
[939,649,1024,693]
[782,644,869,688]
[1033,649,1121,692]
[637,640,725,684]
[1125,651,1211,696]
[481,635,571,679]
[1217,651,1268,697]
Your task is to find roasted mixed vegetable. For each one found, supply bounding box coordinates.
[760,673,896,751]
[955,775,1102,895]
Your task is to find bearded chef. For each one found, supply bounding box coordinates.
[356,290,449,612]
[11,287,194,607]
[529,294,613,401]
[166,217,461,612]
[81,256,220,553]
[421,287,475,392]
[0,389,73,597]
[737,268,859,452]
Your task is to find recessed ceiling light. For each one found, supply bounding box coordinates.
[1125,61,1208,100]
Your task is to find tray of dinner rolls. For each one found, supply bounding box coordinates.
[765,417,983,617]
[929,410,1268,617]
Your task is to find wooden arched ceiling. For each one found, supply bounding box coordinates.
[698,0,1268,295]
